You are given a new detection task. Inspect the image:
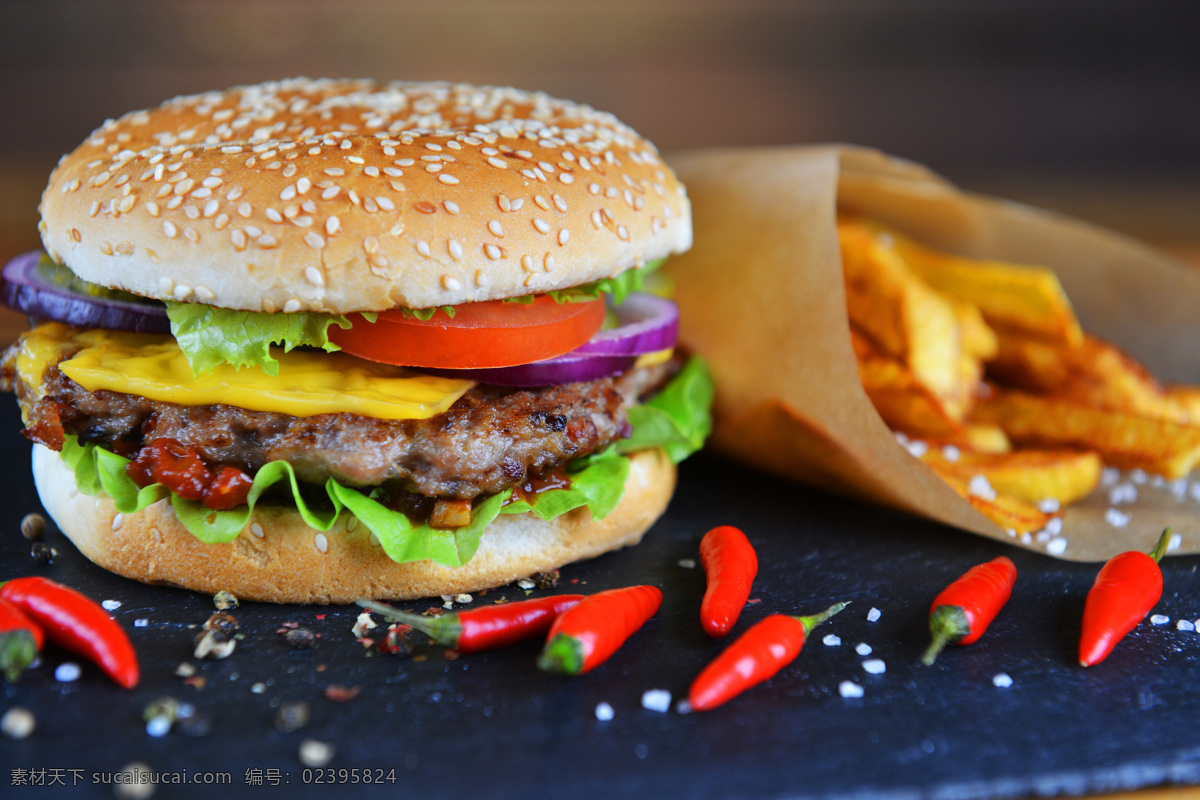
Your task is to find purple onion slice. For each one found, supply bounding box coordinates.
[1,250,170,333]
[575,292,679,356]
[421,292,679,386]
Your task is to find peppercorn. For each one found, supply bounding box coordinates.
[29,541,56,565]
[284,628,317,649]
[534,570,561,590]
[212,591,239,611]
[20,513,46,541]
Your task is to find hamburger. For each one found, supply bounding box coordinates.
[0,78,711,603]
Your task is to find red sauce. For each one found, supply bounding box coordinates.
[126,439,253,510]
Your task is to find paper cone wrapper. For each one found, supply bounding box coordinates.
[664,144,1200,562]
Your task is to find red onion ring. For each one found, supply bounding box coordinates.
[421,292,678,386]
[1,250,170,333]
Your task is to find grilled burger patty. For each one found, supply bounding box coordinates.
[8,350,679,501]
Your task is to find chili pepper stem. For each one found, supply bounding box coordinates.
[796,602,849,635]
[0,631,38,682]
[538,633,585,675]
[921,605,971,666]
[1149,528,1172,563]
[357,599,461,648]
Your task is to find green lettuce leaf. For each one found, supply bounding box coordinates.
[165,302,354,378]
[55,354,714,566]
[618,356,714,463]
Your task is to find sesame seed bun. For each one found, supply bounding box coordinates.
[32,443,676,604]
[38,78,692,313]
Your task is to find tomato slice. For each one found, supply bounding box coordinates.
[329,296,607,369]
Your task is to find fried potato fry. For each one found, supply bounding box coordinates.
[839,220,974,415]
[843,217,1083,347]
[920,448,1102,506]
[973,389,1200,480]
[852,328,967,436]
[923,466,1057,534]
[988,332,1187,423]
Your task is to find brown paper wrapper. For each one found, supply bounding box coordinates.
[664,144,1200,562]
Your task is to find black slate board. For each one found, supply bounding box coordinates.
[3,396,1200,800]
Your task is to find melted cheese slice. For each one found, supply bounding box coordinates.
[19,323,475,420]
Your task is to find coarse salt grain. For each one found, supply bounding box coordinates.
[678,559,696,569]
[867,608,882,623]
[1177,619,1195,632]
[102,599,122,611]
[968,474,997,501]
[1047,538,1068,556]
[822,634,841,647]
[1109,483,1137,504]
[1105,508,1132,528]
[145,715,171,738]
[862,659,886,675]
[1169,531,1183,552]
[855,643,872,656]
[641,689,672,713]
[839,681,864,698]
[1151,615,1170,625]
[992,673,1014,688]
[595,702,615,721]
[55,662,82,682]
[134,619,149,628]
[1037,497,1061,513]
[1101,467,1121,487]
[941,445,960,462]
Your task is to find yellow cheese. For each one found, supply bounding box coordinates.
[19,323,475,420]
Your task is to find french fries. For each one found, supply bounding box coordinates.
[840,216,1200,535]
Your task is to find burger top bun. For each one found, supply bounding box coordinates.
[39,78,692,314]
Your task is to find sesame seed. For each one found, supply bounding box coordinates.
[364,197,379,213]
[376,197,395,211]
[521,255,535,272]
[534,195,551,210]
[321,185,340,200]
[297,177,311,193]
[163,221,178,238]
[488,157,507,169]
[237,202,252,218]
[305,266,324,285]
[416,241,432,257]
[173,284,193,300]
[257,234,279,249]
[485,244,503,260]
[363,236,379,253]
[442,275,461,291]
[215,213,230,230]
[443,201,460,214]
[231,230,247,250]
[324,167,345,176]
[533,218,551,234]
[544,253,555,272]
[100,241,113,256]
[305,232,325,250]
[280,185,297,201]
[184,227,200,242]
[558,173,575,185]
[195,285,215,301]
[552,194,568,211]
[369,253,389,269]
[203,200,219,217]
[475,269,488,287]
[558,229,569,246]
[618,225,629,240]
[488,220,504,237]
[283,299,301,313]
[266,208,283,223]
[325,216,340,235]
[438,174,459,184]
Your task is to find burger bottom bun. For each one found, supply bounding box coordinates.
[32,444,676,604]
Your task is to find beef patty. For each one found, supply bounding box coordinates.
[9,349,678,501]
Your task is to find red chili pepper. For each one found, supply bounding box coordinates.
[699,525,758,638]
[537,585,662,675]
[356,594,584,654]
[0,577,139,688]
[1079,528,1172,668]
[0,597,44,682]
[689,602,847,712]
[922,556,1017,665]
